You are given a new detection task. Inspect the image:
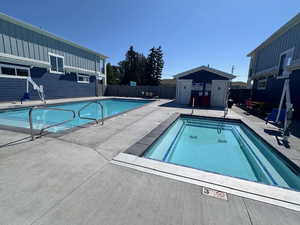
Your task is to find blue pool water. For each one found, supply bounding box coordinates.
[144,116,300,190]
[0,99,150,132]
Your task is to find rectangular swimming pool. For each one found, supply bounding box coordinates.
[144,116,300,191]
[0,99,151,132]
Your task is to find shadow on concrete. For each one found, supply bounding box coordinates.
[289,120,300,138]
[158,100,224,111]
[264,128,290,148]
[0,136,32,149]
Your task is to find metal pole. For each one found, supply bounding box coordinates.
[29,107,35,141]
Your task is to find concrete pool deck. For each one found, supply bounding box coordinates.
[0,97,300,225]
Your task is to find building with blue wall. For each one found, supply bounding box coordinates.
[247,13,300,118]
[0,13,108,102]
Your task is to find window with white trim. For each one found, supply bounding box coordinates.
[49,53,64,73]
[277,48,294,78]
[257,78,267,90]
[100,58,105,74]
[77,74,90,83]
[0,64,30,78]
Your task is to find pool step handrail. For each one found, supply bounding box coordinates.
[78,101,104,125]
[224,86,230,118]
[29,106,76,140]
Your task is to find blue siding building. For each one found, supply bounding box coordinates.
[0,13,108,102]
[247,13,300,118]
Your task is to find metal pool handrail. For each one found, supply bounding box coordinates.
[224,89,230,118]
[29,106,76,141]
[78,101,104,125]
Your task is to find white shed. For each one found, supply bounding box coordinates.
[174,66,236,107]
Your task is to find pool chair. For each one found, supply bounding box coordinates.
[265,108,286,125]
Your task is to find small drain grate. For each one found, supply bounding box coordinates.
[218,139,227,143]
[202,187,228,200]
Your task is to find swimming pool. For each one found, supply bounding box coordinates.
[0,99,151,132]
[144,116,300,191]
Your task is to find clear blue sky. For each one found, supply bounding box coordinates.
[1,0,299,81]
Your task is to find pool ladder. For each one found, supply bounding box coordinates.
[78,101,104,125]
[29,101,104,140]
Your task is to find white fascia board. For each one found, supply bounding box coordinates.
[175,66,236,80]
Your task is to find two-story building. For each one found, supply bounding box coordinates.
[247,13,300,118]
[0,13,108,102]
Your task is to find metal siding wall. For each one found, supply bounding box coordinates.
[0,67,97,101]
[0,77,27,101]
[252,70,300,119]
[0,18,101,71]
[255,23,300,73]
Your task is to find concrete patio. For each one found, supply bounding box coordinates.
[0,98,299,225]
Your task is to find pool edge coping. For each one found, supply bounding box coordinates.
[112,153,300,212]
[118,113,300,211]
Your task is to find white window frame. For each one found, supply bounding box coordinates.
[49,52,64,74]
[277,48,294,79]
[77,74,90,84]
[257,78,267,90]
[99,58,105,74]
[0,63,31,79]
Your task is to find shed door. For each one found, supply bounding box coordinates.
[211,80,229,107]
[176,79,192,104]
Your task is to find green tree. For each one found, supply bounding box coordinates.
[106,63,123,84]
[121,46,138,84]
[120,46,147,85]
[145,46,164,85]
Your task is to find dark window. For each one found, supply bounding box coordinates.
[50,55,57,72]
[1,67,16,75]
[278,54,286,77]
[57,57,64,72]
[50,54,64,73]
[100,59,105,74]
[16,69,29,77]
[77,74,89,83]
[249,68,252,77]
[257,79,267,90]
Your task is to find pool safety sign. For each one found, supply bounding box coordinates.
[202,187,228,200]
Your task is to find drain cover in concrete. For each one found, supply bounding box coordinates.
[202,187,228,200]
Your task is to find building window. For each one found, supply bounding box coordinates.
[278,48,294,78]
[0,64,30,78]
[49,53,64,73]
[278,54,286,77]
[77,74,90,83]
[257,78,267,90]
[100,59,105,74]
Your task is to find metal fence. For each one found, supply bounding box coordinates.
[105,85,176,99]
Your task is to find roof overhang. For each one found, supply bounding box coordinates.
[174,65,236,80]
[247,13,300,57]
[0,12,108,59]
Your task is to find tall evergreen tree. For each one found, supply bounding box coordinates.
[121,46,138,84]
[106,63,123,84]
[155,46,164,85]
[145,46,164,85]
